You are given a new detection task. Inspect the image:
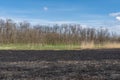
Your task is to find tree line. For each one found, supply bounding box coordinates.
[0,19,120,45]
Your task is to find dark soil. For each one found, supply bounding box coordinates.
[0,49,120,80]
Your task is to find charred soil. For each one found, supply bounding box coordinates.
[0,49,120,80]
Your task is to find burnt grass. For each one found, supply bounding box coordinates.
[0,49,120,80]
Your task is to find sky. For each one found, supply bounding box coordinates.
[0,0,120,33]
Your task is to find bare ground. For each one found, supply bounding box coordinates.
[0,49,120,80]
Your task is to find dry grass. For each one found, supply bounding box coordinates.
[101,42,120,49]
[80,42,120,50]
[80,42,95,49]
[0,42,120,50]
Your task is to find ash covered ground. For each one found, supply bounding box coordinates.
[0,49,120,80]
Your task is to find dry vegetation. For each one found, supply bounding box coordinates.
[0,19,120,49]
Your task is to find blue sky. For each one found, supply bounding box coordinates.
[0,0,120,32]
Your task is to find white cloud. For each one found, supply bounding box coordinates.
[109,12,120,16]
[110,12,120,21]
[43,7,48,11]
[116,16,120,21]
[0,16,80,26]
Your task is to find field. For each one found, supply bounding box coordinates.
[0,43,120,50]
[0,49,120,80]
